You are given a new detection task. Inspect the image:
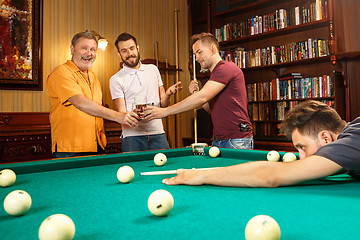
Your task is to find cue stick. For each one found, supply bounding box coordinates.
[139,167,219,176]
[174,8,180,148]
[165,58,172,146]
[193,53,198,144]
[155,41,159,67]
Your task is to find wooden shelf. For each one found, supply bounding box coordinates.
[219,19,330,47]
[241,55,331,71]
[254,139,296,151]
[249,96,335,104]
[214,0,291,18]
[254,135,289,141]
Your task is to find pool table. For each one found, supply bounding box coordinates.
[1,147,359,239]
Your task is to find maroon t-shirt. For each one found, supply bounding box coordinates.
[209,60,252,139]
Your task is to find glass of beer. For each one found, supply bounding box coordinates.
[132,97,148,119]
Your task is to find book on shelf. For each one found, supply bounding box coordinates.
[214,0,329,43]
[220,38,329,69]
[252,122,272,136]
[247,74,334,102]
[249,99,333,137]
[274,100,334,121]
[252,103,259,121]
[248,103,269,122]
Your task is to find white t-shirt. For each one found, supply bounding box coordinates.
[109,63,165,138]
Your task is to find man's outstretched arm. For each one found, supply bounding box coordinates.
[162,155,344,188]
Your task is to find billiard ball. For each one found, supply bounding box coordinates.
[267,151,280,162]
[209,146,220,158]
[245,215,281,240]
[147,189,174,217]
[282,152,297,162]
[0,169,16,187]
[4,190,32,216]
[39,214,75,240]
[154,153,167,166]
[117,166,135,183]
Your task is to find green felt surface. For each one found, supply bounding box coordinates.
[1,148,359,239]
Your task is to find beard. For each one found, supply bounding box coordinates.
[122,53,140,68]
[199,59,212,70]
[81,54,96,65]
[72,54,96,71]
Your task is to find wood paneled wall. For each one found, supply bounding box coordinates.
[0,0,193,147]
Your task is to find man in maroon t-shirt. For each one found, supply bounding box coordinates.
[144,32,253,149]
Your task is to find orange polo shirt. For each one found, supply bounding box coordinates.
[47,60,106,153]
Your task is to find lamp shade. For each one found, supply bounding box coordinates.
[98,38,108,50]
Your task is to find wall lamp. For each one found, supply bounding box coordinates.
[88,30,108,50]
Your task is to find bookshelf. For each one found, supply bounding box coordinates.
[188,0,360,150]
[247,73,335,137]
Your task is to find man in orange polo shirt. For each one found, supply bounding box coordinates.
[47,31,139,158]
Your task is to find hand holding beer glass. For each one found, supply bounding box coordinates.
[132,97,154,119]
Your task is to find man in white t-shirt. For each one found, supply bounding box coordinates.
[109,33,182,152]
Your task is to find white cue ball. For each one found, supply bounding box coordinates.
[209,146,220,158]
[282,152,297,162]
[245,215,281,240]
[4,190,32,216]
[39,214,75,240]
[267,151,280,162]
[154,153,167,166]
[147,189,174,217]
[117,166,135,183]
[0,169,16,187]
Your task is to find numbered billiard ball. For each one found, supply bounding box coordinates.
[147,189,174,217]
[117,166,135,183]
[154,153,167,166]
[209,146,220,158]
[267,151,280,162]
[0,169,16,187]
[39,214,75,240]
[4,190,32,216]
[245,215,281,240]
[282,152,297,162]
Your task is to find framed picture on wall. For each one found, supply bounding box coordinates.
[0,0,43,90]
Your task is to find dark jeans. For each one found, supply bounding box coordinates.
[121,133,170,152]
[52,144,105,159]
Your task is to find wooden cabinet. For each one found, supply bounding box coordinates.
[0,113,122,163]
[188,0,360,150]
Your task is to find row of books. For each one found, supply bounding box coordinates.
[251,122,273,136]
[248,100,335,124]
[220,38,329,68]
[248,102,270,122]
[214,0,328,42]
[275,100,334,121]
[246,75,335,102]
[215,0,261,14]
